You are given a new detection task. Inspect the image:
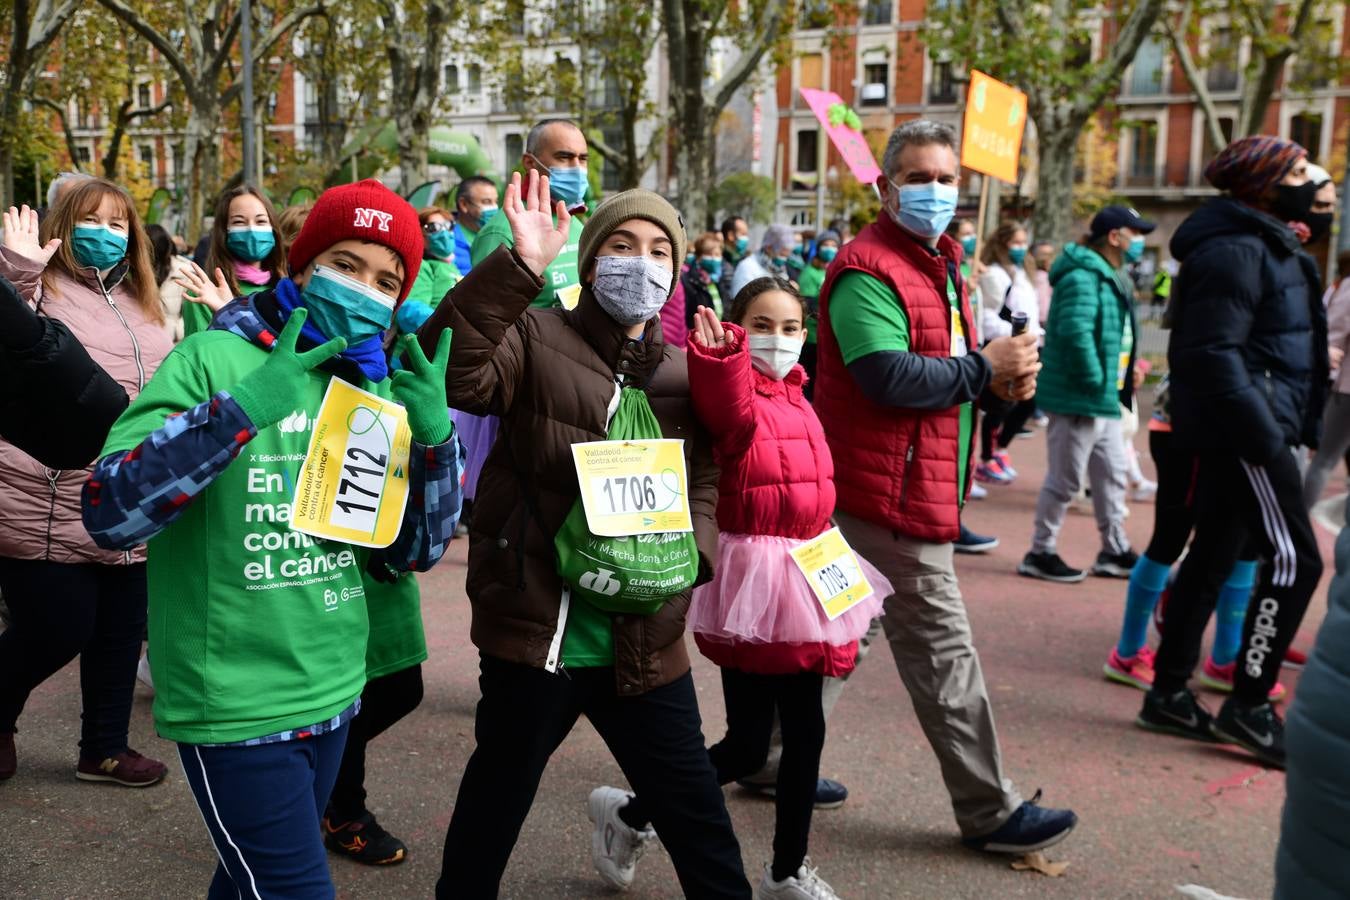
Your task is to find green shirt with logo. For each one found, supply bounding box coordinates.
[102,330,392,744]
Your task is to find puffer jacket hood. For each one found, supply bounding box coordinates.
[0,246,171,564]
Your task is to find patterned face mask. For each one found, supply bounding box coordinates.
[590,255,673,326]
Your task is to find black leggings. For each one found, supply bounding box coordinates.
[1153,450,1323,704]
[0,557,147,758]
[328,663,424,820]
[1143,430,1200,564]
[627,667,826,882]
[980,399,1036,461]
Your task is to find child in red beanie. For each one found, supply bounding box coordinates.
[82,179,463,898]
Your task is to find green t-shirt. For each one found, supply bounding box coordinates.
[364,571,428,680]
[102,330,388,744]
[560,593,614,668]
[472,212,583,309]
[797,264,826,346]
[829,270,973,502]
[181,280,267,338]
[406,257,461,308]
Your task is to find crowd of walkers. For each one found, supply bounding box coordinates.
[0,116,1344,899]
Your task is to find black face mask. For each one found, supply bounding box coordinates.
[1270,180,1319,224]
[1304,211,1334,244]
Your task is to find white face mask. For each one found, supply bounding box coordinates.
[591,255,673,326]
[748,333,804,380]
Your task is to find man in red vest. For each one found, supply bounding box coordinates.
[815,119,1078,852]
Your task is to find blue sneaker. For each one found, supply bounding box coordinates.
[736,777,849,810]
[961,790,1077,853]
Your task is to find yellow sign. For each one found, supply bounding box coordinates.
[961,71,1028,184]
[790,527,875,621]
[290,379,413,548]
[571,439,693,537]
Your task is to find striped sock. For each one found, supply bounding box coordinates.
[1211,560,1258,667]
[1118,554,1170,659]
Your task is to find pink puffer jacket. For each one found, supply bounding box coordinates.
[0,246,171,564]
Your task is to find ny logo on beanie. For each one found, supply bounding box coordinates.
[353,208,393,232]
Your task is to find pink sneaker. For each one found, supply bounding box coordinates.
[992,450,1018,479]
[975,461,1013,485]
[1198,658,1287,703]
[1104,647,1156,691]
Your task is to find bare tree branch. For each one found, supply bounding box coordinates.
[710,0,788,112]
[95,0,198,97]
[1073,0,1166,120]
[1163,0,1226,151]
[30,96,82,171]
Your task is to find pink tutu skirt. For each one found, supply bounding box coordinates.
[688,532,889,646]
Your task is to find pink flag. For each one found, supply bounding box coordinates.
[798,88,883,186]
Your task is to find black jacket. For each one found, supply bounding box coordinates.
[0,275,128,468]
[1166,197,1328,463]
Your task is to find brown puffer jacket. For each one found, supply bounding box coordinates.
[420,247,718,696]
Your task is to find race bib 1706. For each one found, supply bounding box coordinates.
[570,439,693,537]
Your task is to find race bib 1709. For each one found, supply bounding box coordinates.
[790,527,875,621]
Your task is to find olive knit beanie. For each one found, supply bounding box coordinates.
[577,189,686,298]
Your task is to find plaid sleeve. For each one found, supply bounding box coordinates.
[82,391,258,550]
[384,432,464,572]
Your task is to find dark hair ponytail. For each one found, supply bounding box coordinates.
[726,276,807,327]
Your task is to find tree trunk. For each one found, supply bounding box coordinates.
[2,0,35,208]
[395,110,430,196]
[182,99,221,243]
[1031,120,1079,247]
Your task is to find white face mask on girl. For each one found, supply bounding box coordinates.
[748,334,804,380]
[591,255,673,326]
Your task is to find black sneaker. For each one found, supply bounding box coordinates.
[1211,699,1285,769]
[955,525,999,554]
[1136,688,1219,742]
[1092,549,1139,578]
[1018,552,1086,583]
[323,810,408,865]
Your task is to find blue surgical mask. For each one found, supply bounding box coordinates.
[541,164,588,209]
[71,224,128,270]
[1124,235,1145,264]
[960,235,978,255]
[735,236,749,253]
[226,226,276,262]
[699,256,722,279]
[300,265,397,344]
[426,229,457,259]
[1008,245,1028,266]
[889,180,959,240]
[817,245,837,263]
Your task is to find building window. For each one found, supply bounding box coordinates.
[1206,29,1239,92]
[1126,123,1158,186]
[552,58,575,112]
[1289,113,1323,158]
[467,64,482,94]
[1292,22,1333,87]
[139,143,155,166]
[1129,34,1165,95]
[137,82,152,109]
[1199,116,1235,166]
[505,133,523,171]
[801,0,832,29]
[600,127,622,191]
[862,0,891,26]
[799,53,823,92]
[304,82,319,123]
[444,64,459,93]
[793,128,819,189]
[76,145,91,165]
[860,62,889,107]
[929,56,957,104]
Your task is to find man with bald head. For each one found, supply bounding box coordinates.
[471,118,588,308]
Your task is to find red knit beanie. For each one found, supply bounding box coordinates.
[287,179,423,302]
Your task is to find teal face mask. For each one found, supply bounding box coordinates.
[426,229,457,259]
[1008,245,1028,265]
[735,236,749,253]
[71,224,128,270]
[698,256,722,279]
[226,226,276,262]
[1124,235,1145,264]
[300,265,397,344]
[475,205,498,229]
[960,235,977,255]
[816,245,838,263]
[685,252,697,267]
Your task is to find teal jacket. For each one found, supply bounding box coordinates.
[1037,242,1135,419]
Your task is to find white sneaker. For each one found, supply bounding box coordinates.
[759,860,841,899]
[136,654,155,694]
[969,482,988,500]
[587,786,655,890]
[1128,479,1158,502]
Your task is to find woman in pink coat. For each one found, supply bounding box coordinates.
[663,276,885,898]
[0,181,172,786]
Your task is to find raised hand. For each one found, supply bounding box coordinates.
[229,307,347,430]
[2,205,61,265]
[174,262,234,312]
[390,331,453,445]
[690,306,731,349]
[503,169,571,278]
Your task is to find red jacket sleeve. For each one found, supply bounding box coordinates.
[686,322,757,460]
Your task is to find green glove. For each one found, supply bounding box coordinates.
[230,307,348,429]
[391,331,453,445]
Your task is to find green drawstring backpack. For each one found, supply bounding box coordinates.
[554,387,699,615]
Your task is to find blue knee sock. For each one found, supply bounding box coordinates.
[1117,555,1171,658]
[1211,560,1258,667]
